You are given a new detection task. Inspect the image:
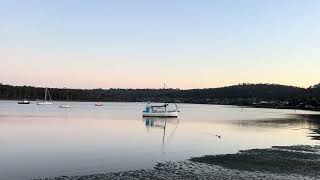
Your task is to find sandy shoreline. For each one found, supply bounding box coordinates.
[36,145,320,180]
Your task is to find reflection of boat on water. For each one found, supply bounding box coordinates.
[145,117,179,128]
[142,102,179,117]
[144,117,179,152]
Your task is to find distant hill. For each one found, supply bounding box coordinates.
[310,83,320,89]
[182,84,305,104]
[0,83,319,109]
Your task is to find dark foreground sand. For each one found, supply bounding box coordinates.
[37,145,320,180]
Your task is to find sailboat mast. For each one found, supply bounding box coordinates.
[163,82,167,108]
[45,88,47,101]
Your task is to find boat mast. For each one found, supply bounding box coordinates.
[163,83,167,89]
[163,82,167,111]
[48,89,52,101]
[45,88,47,101]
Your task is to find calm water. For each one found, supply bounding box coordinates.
[0,100,319,180]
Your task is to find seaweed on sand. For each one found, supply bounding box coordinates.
[190,145,320,177]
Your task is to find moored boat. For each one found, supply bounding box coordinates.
[59,104,72,108]
[59,89,72,108]
[37,88,53,105]
[18,99,30,104]
[142,102,179,117]
[37,101,53,105]
[94,103,103,106]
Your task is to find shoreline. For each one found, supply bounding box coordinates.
[35,145,320,180]
[1,99,320,112]
[246,104,320,112]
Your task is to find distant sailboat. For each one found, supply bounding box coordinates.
[59,104,72,108]
[18,99,30,104]
[37,88,53,105]
[94,103,103,106]
[59,89,72,108]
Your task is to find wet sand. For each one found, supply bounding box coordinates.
[191,145,320,178]
[36,145,320,180]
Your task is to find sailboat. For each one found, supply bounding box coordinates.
[59,89,72,108]
[37,88,53,105]
[94,103,103,106]
[143,102,179,117]
[142,83,179,117]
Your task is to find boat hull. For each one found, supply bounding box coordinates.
[37,102,53,105]
[18,101,30,104]
[59,105,72,108]
[142,111,178,117]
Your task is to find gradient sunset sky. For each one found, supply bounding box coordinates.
[1,0,319,89]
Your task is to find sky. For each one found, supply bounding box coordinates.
[1,0,320,89]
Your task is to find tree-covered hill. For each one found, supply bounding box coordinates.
[182,84,305,104]
[0,83,319,109]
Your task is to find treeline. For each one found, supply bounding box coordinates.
[0,83,320,108]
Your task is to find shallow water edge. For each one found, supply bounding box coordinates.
[36,145,320,180]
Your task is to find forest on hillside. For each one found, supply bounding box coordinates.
[0,83,320,109]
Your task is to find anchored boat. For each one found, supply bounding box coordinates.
[59,89,72,108]
[37,88,53,105]
[18,99,30,104]
[142,102,179,117]
[59,104,72,108]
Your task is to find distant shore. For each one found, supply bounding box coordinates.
[246,104,320,112]
[2,98,319,112]
[1,98,320,114]
[1,83,319,111]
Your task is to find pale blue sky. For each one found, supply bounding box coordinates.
[1,0,319,89]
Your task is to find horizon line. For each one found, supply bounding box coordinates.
[1,82,317,91]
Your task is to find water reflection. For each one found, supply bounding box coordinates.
[233,114,320,141]
[143,117,179,153]
[299,114,320,140]
[1,101,320,180]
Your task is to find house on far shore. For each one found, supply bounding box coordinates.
[258,101,274,105]
[305,105,315,109]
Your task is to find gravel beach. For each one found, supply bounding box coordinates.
[36,145,320,180]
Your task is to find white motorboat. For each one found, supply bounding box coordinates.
[37,88,53,105]
[142,102,179,117]
[94,103,103,106]
[59,104,72,108]
[37,101,52,105]
[18,99,30,104]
